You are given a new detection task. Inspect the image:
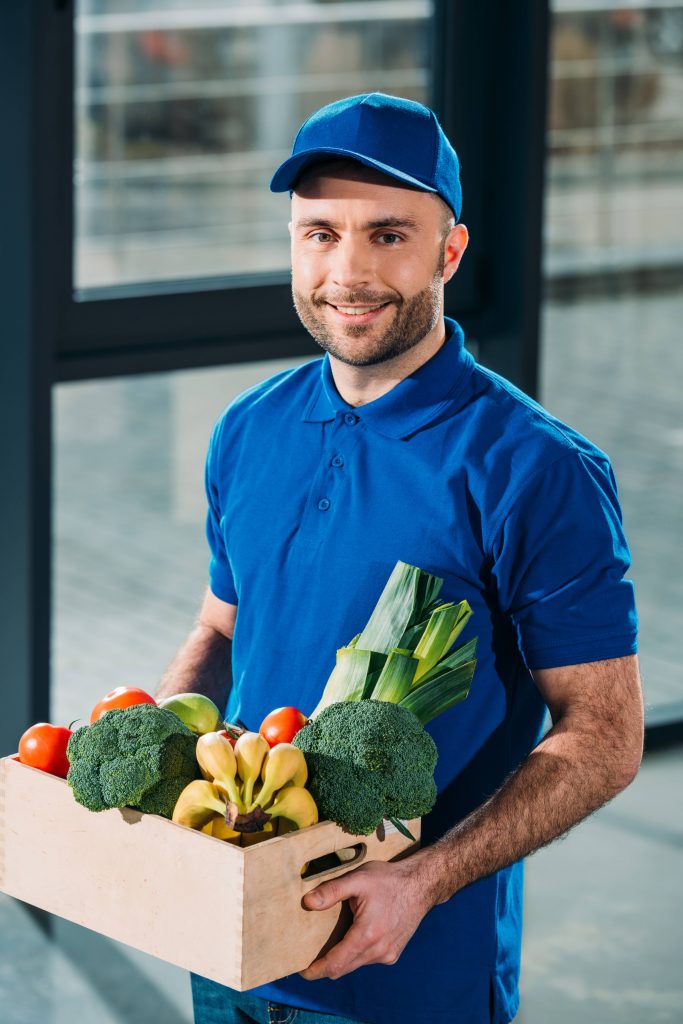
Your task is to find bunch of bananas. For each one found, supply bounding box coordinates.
[171,731,318,847]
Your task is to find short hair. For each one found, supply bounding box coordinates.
[438,201,456,243]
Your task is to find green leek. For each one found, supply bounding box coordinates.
[310,647,372,717]
[355,562,430,653]
[411,636,478,688]
[398,660,476,725]
[311,647,385,717]
[311,561,478,721]
[412,601,472,682]
[371,649,419,703]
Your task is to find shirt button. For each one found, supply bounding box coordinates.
[318,498,331,511]
[331,455,344,468]
[344,413,358,425]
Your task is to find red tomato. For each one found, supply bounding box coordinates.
[90,686,157,723]
[218,722,245,747]
[18,723,72,778]
[259,706,308,748]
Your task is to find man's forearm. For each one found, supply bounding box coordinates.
[410,714,640,908]
[155,624,233,710]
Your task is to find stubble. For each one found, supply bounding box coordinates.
[292,251,446,368]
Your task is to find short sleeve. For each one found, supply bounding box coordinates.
[490,451,638,670]
[204,419,239,605]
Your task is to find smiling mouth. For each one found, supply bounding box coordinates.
[325,301,391,322]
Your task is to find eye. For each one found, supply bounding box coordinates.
[309,231,335,244]
[376,233,403,245]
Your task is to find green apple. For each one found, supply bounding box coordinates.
[158,693,222,735]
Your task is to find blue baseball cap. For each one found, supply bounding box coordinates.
[270,93,462,220]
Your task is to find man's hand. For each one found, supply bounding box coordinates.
[299,858,431,981]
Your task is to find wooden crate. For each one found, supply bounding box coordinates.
[0,755,419,989]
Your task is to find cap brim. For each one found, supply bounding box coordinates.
[269,147,438,196]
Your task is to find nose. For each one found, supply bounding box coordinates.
[329,237,371,292]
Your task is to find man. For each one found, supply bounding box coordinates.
[156,94,643,1024]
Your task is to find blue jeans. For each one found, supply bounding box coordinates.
[190,974,370,1024]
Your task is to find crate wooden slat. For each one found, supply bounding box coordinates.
[0,756,419,989]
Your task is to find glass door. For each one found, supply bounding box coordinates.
[542,1,683,720]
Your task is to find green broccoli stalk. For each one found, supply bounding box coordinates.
[66,704,201,819]
[292,700,437,837]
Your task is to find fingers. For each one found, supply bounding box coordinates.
[299,862,412,979]
[299,922,393,981]
[303,868,368,910]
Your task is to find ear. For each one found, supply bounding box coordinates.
[288,221,293,237]
[443,224,469,283]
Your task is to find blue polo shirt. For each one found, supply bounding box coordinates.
[201,317,637,1024]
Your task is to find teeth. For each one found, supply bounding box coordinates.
[334,305,384,315]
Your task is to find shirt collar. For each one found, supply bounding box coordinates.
[301,317,474,439]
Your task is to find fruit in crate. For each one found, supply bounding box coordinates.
[157,693,223,735]
[90,686,157,723]
[171,730,317,846]
[195,731,244,808]
[251,743,307,809]
[234,731,269,807]
[172,780,228,829]
[259,706,308,747]
[263,786,318,829]
[18,722,73,778]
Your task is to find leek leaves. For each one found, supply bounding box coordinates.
[310,561,477,725]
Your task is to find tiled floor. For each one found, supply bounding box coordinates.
[517,746,683,1023]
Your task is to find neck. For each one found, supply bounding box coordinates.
[329,317,447,408]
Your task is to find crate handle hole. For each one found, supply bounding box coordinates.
[301,843,366,880]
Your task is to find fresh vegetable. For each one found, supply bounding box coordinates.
[310,561,477,724]
[259,706,308,747]
[157,693,223,735]
[292,700,437,837]
[66,704,200,818]
[195,732,244,809]
[234,731,269,807]
[90,686,156,723]
[18,722,72,778]
[218,722,244,747]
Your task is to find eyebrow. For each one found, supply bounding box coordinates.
[294,216,420,232]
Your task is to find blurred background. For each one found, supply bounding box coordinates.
[1,1,682,1021]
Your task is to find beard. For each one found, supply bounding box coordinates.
[292,257,445,368]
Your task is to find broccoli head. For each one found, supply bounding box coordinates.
[66,704,201,819]
[292,699,438,835]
